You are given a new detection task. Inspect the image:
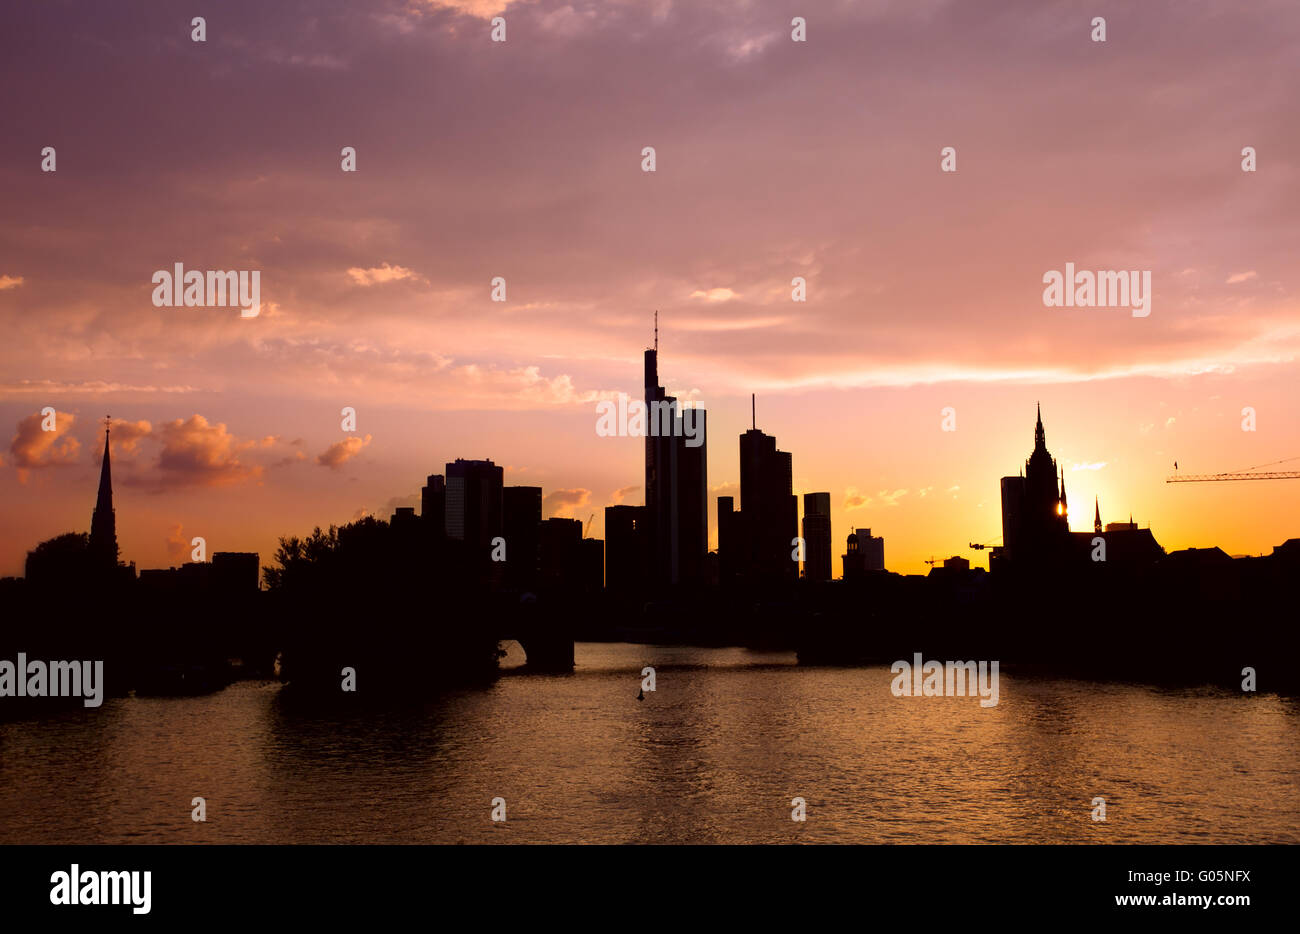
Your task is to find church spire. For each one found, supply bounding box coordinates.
[1094,496,1102,533]
[89,417,118,568]
[1034,402,1046,450]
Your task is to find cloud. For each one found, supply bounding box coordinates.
[688,288,739,303]
[878,489,909,507]
[846,487,908,510]
[347,263,418,286]
[274,449,309,467]
[0,275,24,290]
[155,415,261,488]
[1226,271,1258,284]
[166,523,187,558]
[0,0,1298,485]
[8,410,80,480]
[543,488,590,518]
[317,434,372,469]
[1070,461,1108,471]
[96,419,152,461]
[417,0,512,18]
[610,484,640,505]
[0,380,198,397]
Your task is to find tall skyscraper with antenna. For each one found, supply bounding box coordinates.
[643,313,707,587]
[720,395,797,584]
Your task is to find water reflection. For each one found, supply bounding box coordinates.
[1,645,1297,844]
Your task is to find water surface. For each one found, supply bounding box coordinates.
[2,643,1297,844]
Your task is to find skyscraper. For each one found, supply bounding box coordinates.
[445,458,504,559]
[539,516,582,589]
[643,320,707,588]
[604,504,649,593]
[719,397,798,584]
[89,422,118,570]
[503,485,542,588]
[421,474,446,537]
[802,492,832,582]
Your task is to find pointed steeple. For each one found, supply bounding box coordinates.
[1034,402,1046,450]
[97,426,112,505]
[89,418,118,568]
[1058,465,1067,513]
[1094,496,1102,533]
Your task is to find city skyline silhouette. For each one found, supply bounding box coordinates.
[2,0,1299,879]
[4,3,1300,582]
[5,365,1296,702]
[4,323,1297,586]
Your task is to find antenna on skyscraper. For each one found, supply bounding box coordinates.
[751,394,755,430]
[654,310,658,352]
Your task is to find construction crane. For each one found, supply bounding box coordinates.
[1166,455,1300,483]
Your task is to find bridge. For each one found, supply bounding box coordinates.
[494,593,575,671]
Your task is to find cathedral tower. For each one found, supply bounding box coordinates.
[89,420,119,569]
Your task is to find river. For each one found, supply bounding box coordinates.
[2,643,1297,844]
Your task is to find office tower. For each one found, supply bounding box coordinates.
[722,396,798,583]
[503,486,542,588]
[717,495,739,584]
[802,492,832,582]
[578,537,604,592]
[999,475,1024,558]
[643,320,707,588]
[539,517,582,589]
[604,504,649,593]
[445,458,504,558]
[421,474,446,536]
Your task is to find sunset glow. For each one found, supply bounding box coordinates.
[2,0,1297,578]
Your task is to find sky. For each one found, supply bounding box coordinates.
[1,0,1297,578]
